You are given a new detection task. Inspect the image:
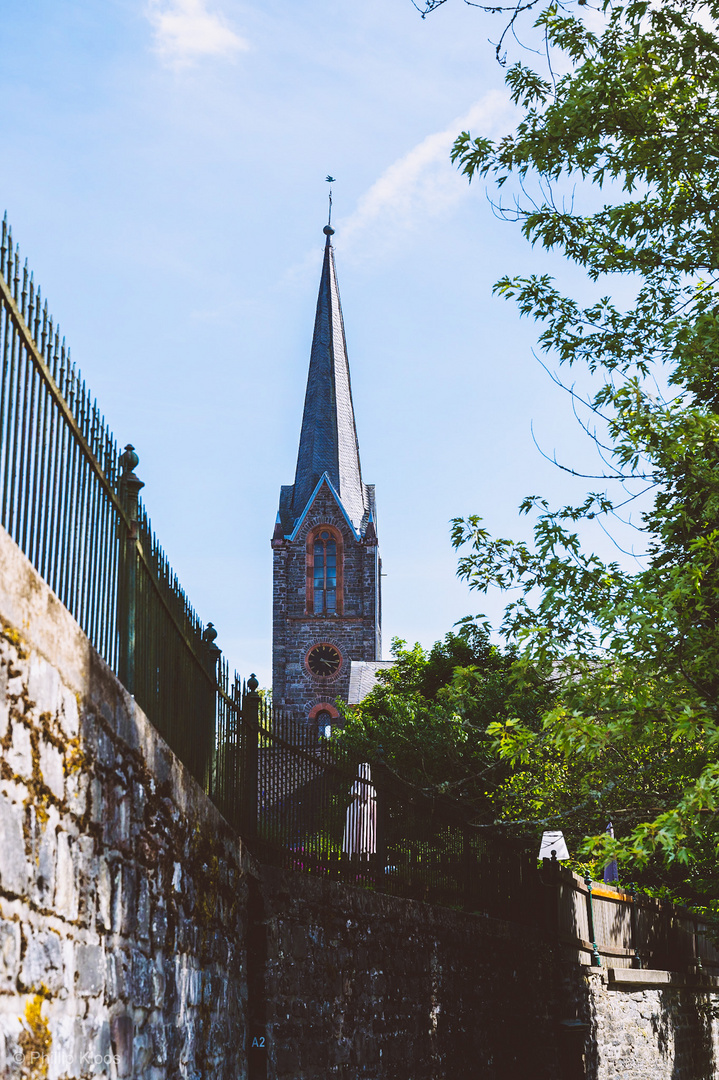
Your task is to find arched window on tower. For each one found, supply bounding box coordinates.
[307,525,343,614]
[316,709,333,739]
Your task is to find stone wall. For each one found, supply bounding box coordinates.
[255,869,719,1080]
[258,865,565,1080]
[0,528,250,1080]
[586,969,719,1079]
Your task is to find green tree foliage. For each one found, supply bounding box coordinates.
[440,0,719,900]
[338,622,554,819]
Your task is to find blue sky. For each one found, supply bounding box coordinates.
[0,1,625,686]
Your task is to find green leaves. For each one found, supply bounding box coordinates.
[445,0,719,904]
[337,627,553,818]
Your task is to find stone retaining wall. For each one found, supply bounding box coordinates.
[0,528,249,1080]
[258,864,564,1079]
[257,868,719,1080]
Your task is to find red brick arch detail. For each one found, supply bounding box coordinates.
[305,524,344,615]
[308,702,341,722]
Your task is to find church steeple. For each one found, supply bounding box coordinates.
[285,225,368,534]
[272,217,381,723]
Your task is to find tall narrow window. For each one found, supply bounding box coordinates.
[306,524,343,615]
[313,530,337,614]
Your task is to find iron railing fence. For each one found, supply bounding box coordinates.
[0,216,217,787]
[210,688,544,924]
[0,216,123,667]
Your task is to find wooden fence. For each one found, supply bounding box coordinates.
[544,862,719,973]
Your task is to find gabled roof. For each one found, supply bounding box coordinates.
[286,472,362,542]
[347,660,396,704]
[284,226,369,535]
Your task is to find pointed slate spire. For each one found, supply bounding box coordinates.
[290,225,366,532]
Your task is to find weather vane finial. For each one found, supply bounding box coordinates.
[325,175,336,229]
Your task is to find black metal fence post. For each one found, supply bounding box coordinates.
[118,444,144,696]
[201,622,221,791]
[242,674,260,842]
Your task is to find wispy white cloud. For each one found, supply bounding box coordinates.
[146,0,249,68]
[337,92,516,257]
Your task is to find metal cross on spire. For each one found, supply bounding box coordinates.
[326,175,336,227]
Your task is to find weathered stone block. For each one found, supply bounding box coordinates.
[0,528,250,1080]
[0,920,20,987]
[109,789,130,848]
[54,831,77,920]
[0,664,9,740]
[188,967,203,1007]
[133,1028,153,1073]
[75,1016,112,1076]
[20,930,64,994]
[120,864,137,936]
[96,727,115,769]
[131,951,153,1009]
[6,672,27,703]
[89,777,103,824]
[110,1015,133,1075]
[36,815,58,906]
[76,943,105,996]
[27,653,61,720]
[151,960,165,1009]
[59,685,79,739]
[47,1010,75,1080]
[276,1044,299,1075]
[150,1020,168,1065]
[151,901,167,948]
[111,862,127,934]
[0,793,28,896]
[291,925,308,960]
[136,873,150,941]
[39,738,64,800]
[6,722,33,780]
[97,858,111,931]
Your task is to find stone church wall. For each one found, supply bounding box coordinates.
[0,523,718,1080]
[272,483,379,718]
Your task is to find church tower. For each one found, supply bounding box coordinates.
[272,223,381,728]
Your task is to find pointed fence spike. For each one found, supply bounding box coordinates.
[21,260,28,317]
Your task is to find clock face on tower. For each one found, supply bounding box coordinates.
[306,643,342,677]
